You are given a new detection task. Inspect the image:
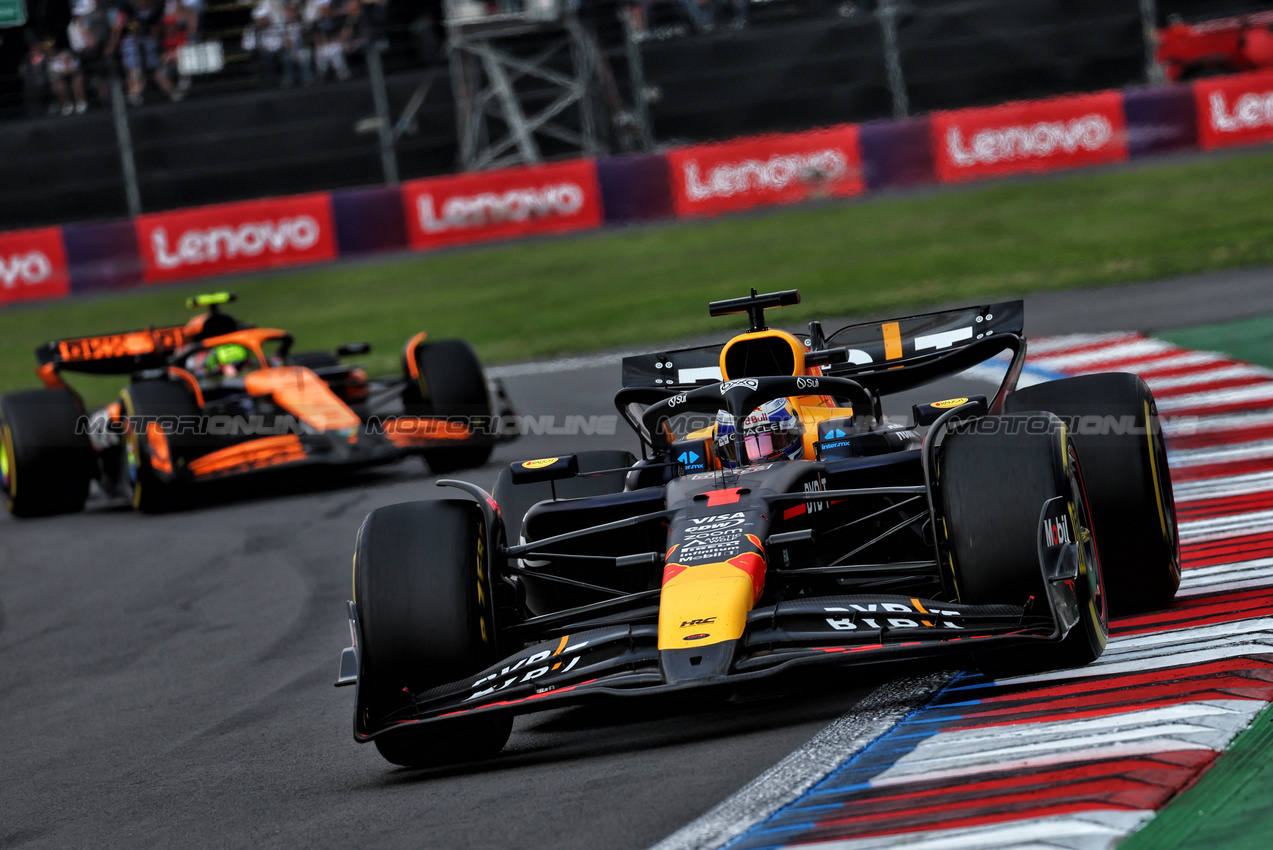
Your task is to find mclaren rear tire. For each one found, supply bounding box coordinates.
[353,499,510,768]
[403,338,494,475]
[942,412,1108,678]
[119,380,200,514]
[1006,372,1180,615]
[0,388,93,517]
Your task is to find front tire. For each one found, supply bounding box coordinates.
[1007,373,1180,615]
[942,412,1108,677]
[119,380,201,513]
[0,389,94,517]
[354,499,511,767]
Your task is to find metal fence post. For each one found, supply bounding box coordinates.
[109,73,142,218]
[1140,0,1164,84]
[877,0,910,120]
[366,39,401,185]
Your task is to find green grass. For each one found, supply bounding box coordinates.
[1160,315,1273,371]
[6,147,1273,407]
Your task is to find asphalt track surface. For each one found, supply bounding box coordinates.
[4,267,1273,849]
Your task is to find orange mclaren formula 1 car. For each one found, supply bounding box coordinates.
[0,293,511,516]
[338,289,1180,768]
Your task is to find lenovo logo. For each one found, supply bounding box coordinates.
[0,251,52,288]
[946,115,1114,166]
[1209,89,1273,132]
[417,183,586,232]
[684,150,848,200]
[150,217,321,268]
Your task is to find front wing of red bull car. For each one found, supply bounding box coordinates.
[338,290,1181,768]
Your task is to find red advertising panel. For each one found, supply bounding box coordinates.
[1194,69,1273,150]
[667,126,864,217]
[402,160,603,250]
[136,193,337,284]
[932,92,1128,183]
[0,226,70,306]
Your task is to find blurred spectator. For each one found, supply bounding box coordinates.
[117,0,183,104]
[49,45,88,115]
[244,0,314,87]
[305,0,353,81]
[242,5,287,85]
[19,40,54,118]
[282,4,314,87]
[68,0,113,107]
[161,0,199,96]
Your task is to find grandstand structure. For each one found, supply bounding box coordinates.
[0,0,1264,230]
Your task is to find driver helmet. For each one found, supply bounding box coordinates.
[187,342,254,380]
[715,398,805,468]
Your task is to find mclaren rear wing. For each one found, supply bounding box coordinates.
[36,325,190,375]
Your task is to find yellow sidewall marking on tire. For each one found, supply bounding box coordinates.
[1145,399,1169,540]
[1,420,15,505]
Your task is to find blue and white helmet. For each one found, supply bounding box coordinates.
[716,398,805,468]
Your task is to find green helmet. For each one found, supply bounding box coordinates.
[206,343,251,370]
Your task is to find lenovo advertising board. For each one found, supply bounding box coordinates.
[136,193,338,284]
[1194,69,1273,150]
[0,226,70,306]
[932,92,1128,182]
[402,161,604,250]
[667,126,865,217]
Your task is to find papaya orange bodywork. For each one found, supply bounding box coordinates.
[245,367,361,433]
[188,435,307,478]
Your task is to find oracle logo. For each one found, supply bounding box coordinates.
[684,150,848,200]
[150,216,321,268]
[946,114,1114,166]
[1208,89,1273,132]
[417,183,585,232]
[0,251,53,288]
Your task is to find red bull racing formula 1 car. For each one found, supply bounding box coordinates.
[338,289,1180,767]
[0,293,508,515]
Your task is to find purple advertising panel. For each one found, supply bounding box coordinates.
[332,185,408,256]
[1124,84,1199,158]
[860,118,936,190]
[63,219,144,294]
[597,154,675,223]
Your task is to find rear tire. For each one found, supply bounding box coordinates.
[354,499,511,768]
[1007,373,1180,615]
[119,380,201,514]
[0,389,93,517]
[942,412,1108,677]
[403,339,494,474]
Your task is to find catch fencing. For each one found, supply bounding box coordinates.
[3,64,1272,308]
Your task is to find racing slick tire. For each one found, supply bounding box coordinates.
[493,449,637,544]
[1007,373,1180,615]
[942,412,1108,678]
[353,499,511,768]
[403,338,494,475]
[119,380,201,513]
[0,388,94,517]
